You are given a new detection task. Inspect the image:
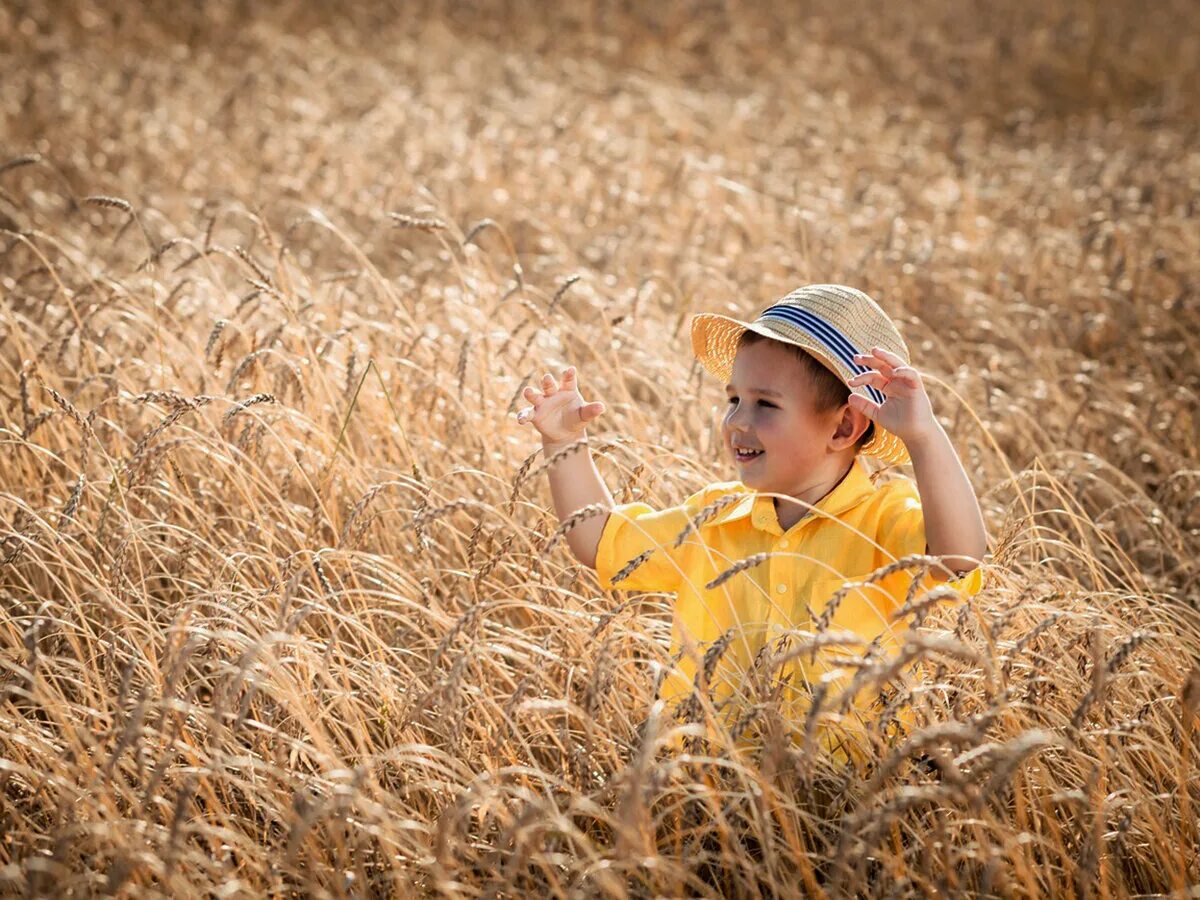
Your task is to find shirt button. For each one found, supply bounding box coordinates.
[779,539,789,549]
[776,583,787,594]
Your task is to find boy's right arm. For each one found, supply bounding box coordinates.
[515,365,613,570]
[542,435,614,569]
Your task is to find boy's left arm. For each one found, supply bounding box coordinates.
[848,347,988,580]
[901,420,988,579]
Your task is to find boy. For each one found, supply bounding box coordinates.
[515,284,987,755]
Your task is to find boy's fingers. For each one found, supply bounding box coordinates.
[847,393,880,420]
[579,400,605,422]
[562,366,576,386]
[542,372,558,393]
[848,371,889,390]
[890,366,922,388]
[523,386,544,404]
[853,351,894,376]
[871,347,907,368]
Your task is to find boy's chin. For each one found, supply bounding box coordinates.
[735,466,764,486]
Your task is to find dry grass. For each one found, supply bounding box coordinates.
[1,0,1199,895]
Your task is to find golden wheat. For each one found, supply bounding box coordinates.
[1,1,1198,895]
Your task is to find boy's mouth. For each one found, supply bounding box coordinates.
[734,446,764,463]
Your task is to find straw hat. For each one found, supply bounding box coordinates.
[690,284,912,465]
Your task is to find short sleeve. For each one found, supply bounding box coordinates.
[594,500,690,593]
[878,489,983,598]
[592,487,720,592]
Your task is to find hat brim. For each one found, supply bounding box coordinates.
[690,312,911,466]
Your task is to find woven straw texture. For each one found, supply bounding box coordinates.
[690,284,912,465]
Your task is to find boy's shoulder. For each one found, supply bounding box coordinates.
[682,479,750,508]
[635,480,751,526]
[859,469,924,536]
[865,468,922,506]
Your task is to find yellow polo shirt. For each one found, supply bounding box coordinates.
[594,457,982,756]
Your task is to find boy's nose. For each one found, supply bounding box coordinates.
[725,419,751,440]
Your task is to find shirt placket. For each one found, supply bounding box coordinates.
[754,502,802,651]
[769,523,809,640]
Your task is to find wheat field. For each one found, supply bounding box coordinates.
[2,1,1199,896]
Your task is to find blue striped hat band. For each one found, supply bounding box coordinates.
[758,303,887,405]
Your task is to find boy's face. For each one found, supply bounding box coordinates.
[722,339,848,494]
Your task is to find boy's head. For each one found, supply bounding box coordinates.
[691,284,912,483]
[721,330,874,493]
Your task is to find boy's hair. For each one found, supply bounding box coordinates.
[737,330,875,451]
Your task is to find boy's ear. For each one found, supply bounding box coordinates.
[830,403,871,450]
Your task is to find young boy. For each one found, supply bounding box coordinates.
[515,284,987,756]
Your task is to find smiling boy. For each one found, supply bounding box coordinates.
[515,284,987,756]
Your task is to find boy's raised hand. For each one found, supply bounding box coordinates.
[515,366,606,445]
[846,347,937,443]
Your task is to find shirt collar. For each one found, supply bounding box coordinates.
[702,458,875,535]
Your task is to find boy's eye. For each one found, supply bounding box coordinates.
[726,397,776,408]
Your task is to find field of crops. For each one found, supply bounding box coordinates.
[2,1,1198,895]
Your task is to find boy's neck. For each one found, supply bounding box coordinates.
[772,457,857,532]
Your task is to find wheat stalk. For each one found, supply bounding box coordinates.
[388,212,447,231]
[406,498,486,530]
[608,547,654,585]
[546,274,582,316]
[542,502,609,555]
[671,492,747,548]
[222,392,276,426]
[84,194,133,214]
[705,552,769,590]
[233,244,273,284]
[0,153,41,176]
[205,319,229,360]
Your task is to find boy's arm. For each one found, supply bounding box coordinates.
[848,347,988,580]
[903,422,988,579]
[515,365,614,570]
[541,436,615,570]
